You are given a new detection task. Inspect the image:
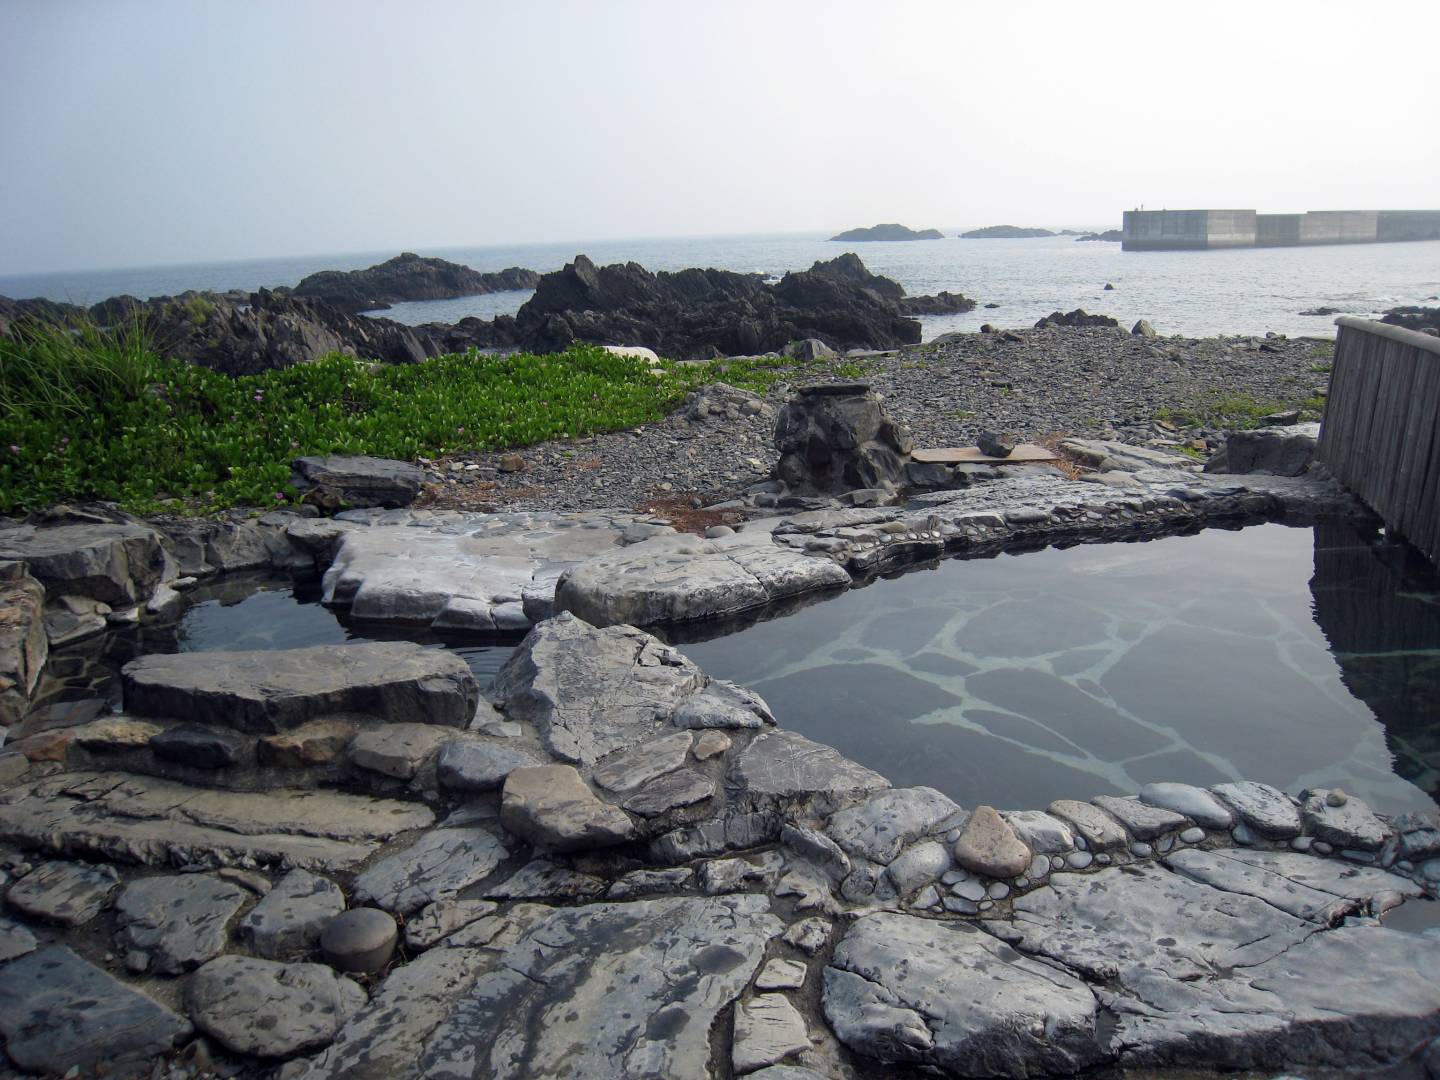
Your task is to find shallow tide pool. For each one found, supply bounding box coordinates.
[165,520,1440,815]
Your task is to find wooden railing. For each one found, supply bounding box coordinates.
[1316,316,1440,564]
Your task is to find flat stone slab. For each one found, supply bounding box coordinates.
[291,454,426,509]
[123,642,478,733]
[500,764,635,852]
[0,522,167,606]
[187,954,366,1058]
[824,786,961,864]
[0,771,433,871]
[825,912,1102,1076]
[729,730,889,815]
[492,613,704,765]
[348,723,451,779]
[436,738,542,792]
[555,531,851,627]
[592,730,693,793]
[115,872,249,974]
[0,945,192,1073]
[317,509,635,631]
[1300,788,1388,850]
[1091,794,1190,839]
[1138,781,1234,829]
[1048,798,1129,850]
[0,916,37,961]
[352,826,509,915]
[1212,780,1302,838]
[241,868,346,959]
[622,768,716,816]
[1215,847,1423,902]
[911,443,1059,464]
[1163,847,1354,923]
[415,895,783,1078]
[733,993,811,1073]
[4,858,120,926]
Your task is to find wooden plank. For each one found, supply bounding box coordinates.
[912,444,1059,465]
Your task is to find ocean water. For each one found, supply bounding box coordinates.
[3,233,1438,340]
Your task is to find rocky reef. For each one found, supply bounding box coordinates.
[827,224,944,242]
[960,225,1056,239]
[290,253,539,313]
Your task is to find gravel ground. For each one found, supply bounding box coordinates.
[415,327,1334,515]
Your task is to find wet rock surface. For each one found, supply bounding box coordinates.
[186,953,366,1057]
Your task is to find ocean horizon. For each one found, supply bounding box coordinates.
[3,231,1437,341]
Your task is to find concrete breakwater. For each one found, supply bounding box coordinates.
[1122,208,1440,250]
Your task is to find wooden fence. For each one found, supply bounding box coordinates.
[1316,316,1440,565]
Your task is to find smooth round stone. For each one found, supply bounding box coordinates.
[942,896,979,916]
[987,882,1010,900]
[1073,836,1089,851]
[1326,789,1349,807]
[1156,835,1174,853]
[1312,841,1334,855]
[940,870,968,885]
[1422,860,1440,882]
[1014,876,1030,890]
[1290,836,1315,852]
[1398,859,1414,872]
[1130,842,1154,859]
[978,900,994,911]
[1180,827,1206,845]
[1095,853,1112,866]
[321,908,397,975]
[1049,855,1068,873]
[952,880,987,903]
[1065,851,1093,870]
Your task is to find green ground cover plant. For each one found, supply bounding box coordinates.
[1155,390,1324,432]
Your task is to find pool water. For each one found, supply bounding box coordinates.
[98,519,1437,816]
[677,521,1440,815]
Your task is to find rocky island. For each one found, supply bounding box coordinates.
[289,252,539,312]
[827,224,944,242]
[960,225,1057,239]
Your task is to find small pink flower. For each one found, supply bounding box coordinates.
[8,445,19,455]
[457,426,465,434]
[274,491,286,501]
[290,440,299,449]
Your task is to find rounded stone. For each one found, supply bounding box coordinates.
[320,908,397,974]
[1326,789,1349,807]
[1291,836,1315,852]
[1130,842,1154,859]
[1180,827,1206,844]
[1313,841,1334,856]
[1065,851,1093,869]
[1231,823,1256,846]
[987,882,1010,900]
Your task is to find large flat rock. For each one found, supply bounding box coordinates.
[729,729,889,815]
[824,912,1102,1077]
[290,454,426,509]
[0,945,192,1072]
[555,531,851,627]
[0,522,167,606]
[0,771,433,871]
[352,826,509,915]
[115,873,249,974]
[416,895,783,1078]
[122,641,478,733]
[492,613,704,765]
[317,509,634,631]
[187,954,367,1058]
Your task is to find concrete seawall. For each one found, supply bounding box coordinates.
[1123,208,1440,250]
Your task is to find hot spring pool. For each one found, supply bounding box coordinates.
[148,519,1440,815]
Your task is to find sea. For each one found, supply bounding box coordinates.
[3,233,1438,341]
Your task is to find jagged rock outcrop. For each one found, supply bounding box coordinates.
[1382,305,1440,333]
[1035,308,1120,329]
[290,253,538,312]
[899,290,976,315]
[774,383,914,495]
[513,253,921,360]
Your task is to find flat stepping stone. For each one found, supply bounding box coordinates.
[352,826,509,915]
[824,912,1101,1076]
[115,873,249,975]
[730,730,889,815]
[5,858,119,926]
[911,443,1059,464]
[1300,789,1388,850]
[1211,781,1302,838]
[592,730,693,793]
[952,805,1031,879]
[1002,810,1075,853]
[1217,848,1421,902]
[0,945,192,1073]
[1163,848,1354,923]
[348,723,451,779]
[491,613,704,765]
[435,739,541,792]
[733,993,811,1073]
[755,957,808,991]
[500,764,635,852]
[1091,795,1190,839]
[0,916,37,962]
[290,454,424,509]
[1048,799,1129,850]
[824,786,960,864]
[485,859,606,901]
[622,769,716,817]
[0,771,433,872]
[149,723,252,768]
[415,896,782,1078]
[187,954,366,1058]
[404,899,498,950]
[241,868,346,959]
[1139,782,1234,829]
[258,718,358,767]
[122,641,478,733]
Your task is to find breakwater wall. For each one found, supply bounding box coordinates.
[1122,208,1440,251]
[1316,316,1440,566]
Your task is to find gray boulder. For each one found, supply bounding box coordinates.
[0,522,167,606]
[290,454,426,508]
[730,730,889,815]
[1204,422,1319,477]
[436,738,543,792]
[122,641,478,733]
[114,873,249,974]
[240,868,346,958]
[774,383,913,494]
[500,764,636,852]
[186,954,366,1057]
[825,787,961,864]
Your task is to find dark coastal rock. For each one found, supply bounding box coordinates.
[0,521,168,607]
[976,430,1016,458]
[900,290,977,315]
[291,252,538,312]
[149,723,253,769]
[122,641,478,733]
[774,383,914,494]
[290,454,426,509]
[1381,305,1440,333]
[512,252,921,360]
[960,225,1056,239]
[828,224,944,242]
[0,945,192,1073]
[1076,229,1123,242]
[1204,422,1319,477]
[1035,308,1120,329]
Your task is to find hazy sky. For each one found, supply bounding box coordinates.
[3,0,1437,274]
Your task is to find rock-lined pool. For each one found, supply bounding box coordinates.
[159,520,1440,815]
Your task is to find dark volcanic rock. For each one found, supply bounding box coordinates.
[961,225,1056,239]
[1381,305,1440,333]
[900,291,977,316]
[291,253,538,313]
[774,383,914,494]
[828,224,944,242]
[1035,308,1120,329]
[1077,229,1124,242]
[511,253,921,360]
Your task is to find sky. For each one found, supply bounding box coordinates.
[2,0,1437,275]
